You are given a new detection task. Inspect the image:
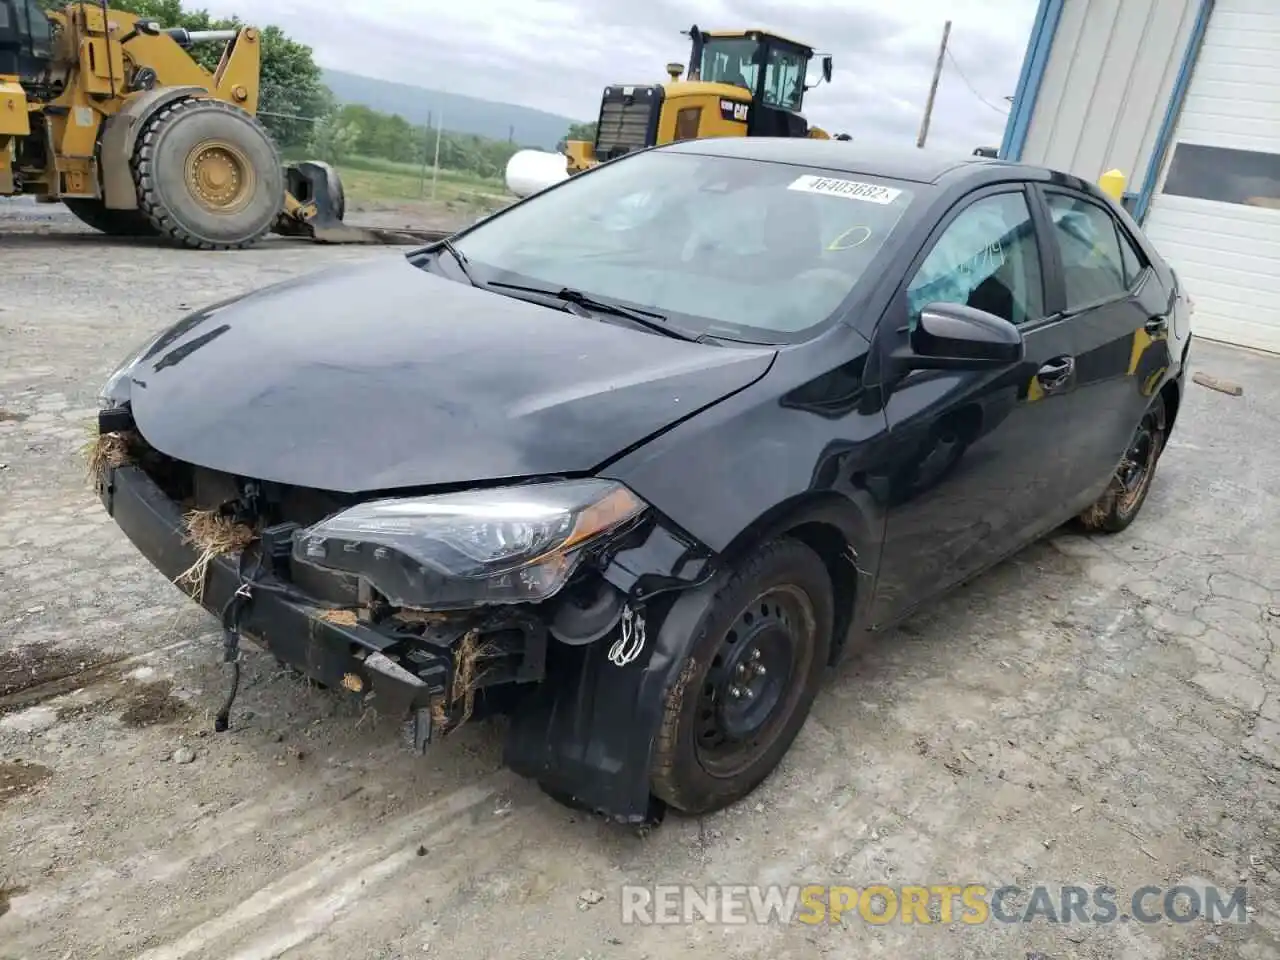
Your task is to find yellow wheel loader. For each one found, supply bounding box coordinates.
[563,25,848,175]
[0,1,441,248]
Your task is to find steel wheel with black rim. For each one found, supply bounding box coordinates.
[1078,393,1169,534]
[650,537,833,815]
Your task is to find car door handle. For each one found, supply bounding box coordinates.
[1145,315,1168,335]
[1036,356,1076,393]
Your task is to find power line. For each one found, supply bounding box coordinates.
[944,47,1010,116]
[256,109,323,123]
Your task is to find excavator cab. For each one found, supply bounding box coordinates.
[566,25,834,175]
[686,28,832,137]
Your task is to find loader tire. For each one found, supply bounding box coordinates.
[62,198,158,238]
[131,97,285,250]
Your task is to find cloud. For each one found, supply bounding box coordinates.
[201,0,1036,153]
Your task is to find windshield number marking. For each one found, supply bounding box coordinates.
[789,175,902,205]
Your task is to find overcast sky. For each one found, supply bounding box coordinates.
[202,0,1037,153]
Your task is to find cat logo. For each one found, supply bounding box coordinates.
[719,99,751,123]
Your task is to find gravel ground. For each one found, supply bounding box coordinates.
[2,210,1279,960]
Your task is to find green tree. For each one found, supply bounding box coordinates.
[311,114,361,166]
[255,24,332,147]
[565,121,596,143]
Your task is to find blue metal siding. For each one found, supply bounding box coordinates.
[1133,0,1217,222]
[999,0,1066,161]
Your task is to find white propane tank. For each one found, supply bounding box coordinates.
[505,149,570,199]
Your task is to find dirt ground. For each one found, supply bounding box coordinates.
[1,207,1279,960]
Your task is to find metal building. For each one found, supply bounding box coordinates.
[1003,0,1280,354]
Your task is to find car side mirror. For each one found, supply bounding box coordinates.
[896,302,1024,372]
[822,56,833,84]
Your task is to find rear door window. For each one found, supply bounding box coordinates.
[1117,225,1147,287]
[1043,192,1131,310]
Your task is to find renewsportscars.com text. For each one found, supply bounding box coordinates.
[620,883,1249,926]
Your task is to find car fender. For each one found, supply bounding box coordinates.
[599,335,888,631]
[503,522,733,825]
[504,472,886,818]
[503,490,881,824]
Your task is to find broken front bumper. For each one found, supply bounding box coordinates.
[99,455,721,825]
[98,462,450,747]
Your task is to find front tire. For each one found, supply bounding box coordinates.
[650,537,833,815]
[1078,393,1168,533]
[131,98,285,250]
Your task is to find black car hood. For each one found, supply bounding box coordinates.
[121,256,775,492]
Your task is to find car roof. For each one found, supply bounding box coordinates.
[659,136,1044,186]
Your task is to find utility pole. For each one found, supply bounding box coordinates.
[917,19,951,149]
[419,111,432,198]
[431,111,444,201]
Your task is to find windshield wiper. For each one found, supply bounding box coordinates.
[436,238,478,287]
[485,281,701,342]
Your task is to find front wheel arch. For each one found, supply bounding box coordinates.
[1159,378,1181,434]
[717,492,874,664]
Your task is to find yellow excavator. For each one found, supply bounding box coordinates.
[563,25,846,175]
[0,1,440,248]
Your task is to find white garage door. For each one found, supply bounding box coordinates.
[1142,0,1280,354]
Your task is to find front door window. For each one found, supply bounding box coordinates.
[906,191,1046,329]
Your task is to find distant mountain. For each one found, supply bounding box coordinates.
[322,69,584,150]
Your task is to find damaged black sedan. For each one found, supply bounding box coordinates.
[94,138,1191,824]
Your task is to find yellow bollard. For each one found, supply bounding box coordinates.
[1098,168,1126,201]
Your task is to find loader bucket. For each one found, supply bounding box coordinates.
[274,160,453,245]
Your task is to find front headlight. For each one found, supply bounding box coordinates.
[292,479,647,609]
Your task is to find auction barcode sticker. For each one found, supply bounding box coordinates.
[788,175,902,205]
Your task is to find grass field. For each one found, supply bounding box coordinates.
[284,152,512,211]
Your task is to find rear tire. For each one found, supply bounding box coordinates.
[131,98,285,250]
[1078,393,1168,534]
[649,537,833,815]
[62,197,158,237]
